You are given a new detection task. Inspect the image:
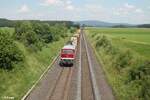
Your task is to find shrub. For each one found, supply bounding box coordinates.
[70,27,76,33]
[128,61,150,99]
[89,32,150,100]
[14,21,70,51]
[115,49,133,70]
[14,21,45,51]
[91,33,97,38]
[96,35,107,48]
[0,31,24,70]
[14,21,33,40]
[140,76,150,100]
[24,31,38,45]
[128,61,150,81]
[108,46,119,55]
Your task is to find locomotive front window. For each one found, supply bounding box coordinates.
[62,50,74,54]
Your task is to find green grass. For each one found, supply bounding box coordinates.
[86,28,150,59]
[86,28,150,100]
[0,37,68,100]
[0,27,14,36]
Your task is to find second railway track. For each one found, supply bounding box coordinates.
[81,31,95,100]
[80,30,101,100]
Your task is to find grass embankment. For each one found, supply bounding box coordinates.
[0,36,69,100]
[86,28,150,100]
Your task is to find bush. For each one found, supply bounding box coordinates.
[89,32,150,100]
[24,31,38,45]
[14,21,70,51]
[14,21,33,40]
[108,46,119,55]
[14,21,45,51]
[128,61,150,81]
[115,49,133,70]
[95,35,113,53]
[91,33,97,38]
[0,31,24,70]
[140,76,150,100]
[128,61,150,99]
[70,27,76,33]
[95,35,133,70]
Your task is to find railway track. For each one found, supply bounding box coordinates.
[83,31,115,100]
[24,29,114,100]
[80,30,102,100]
[47,67,73,100]
[81,32,95,100]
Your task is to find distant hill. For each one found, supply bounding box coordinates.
[74,20,134,27]
[0,18,14,27]
[0,18,149,28]
[0,18,75,28]
[137,24,150,28]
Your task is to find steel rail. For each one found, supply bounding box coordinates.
[82,31,101,100]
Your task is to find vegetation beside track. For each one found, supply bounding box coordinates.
[86,28,150,100]
[0,21,78,99]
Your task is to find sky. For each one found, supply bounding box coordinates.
[0,0,150,24]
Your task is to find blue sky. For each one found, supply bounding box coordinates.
[0,0,150,24]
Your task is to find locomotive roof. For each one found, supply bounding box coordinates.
[62,44,75,50]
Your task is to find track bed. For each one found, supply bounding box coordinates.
[24,29,115,100]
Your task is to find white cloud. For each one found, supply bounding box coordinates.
[114,3,143,15]
[84,4,105,14]
[65,5,74,10]
[135,9,143,13]
[41,0,75,11]
[78,4,112,21]
[124,3,135,9]
[66,1,72,5]
[40,0,61,6]
[18,4,30,13]
[45,0,58,4]
[65,1,75,10]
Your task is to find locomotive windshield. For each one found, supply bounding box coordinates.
[62,49,74,54]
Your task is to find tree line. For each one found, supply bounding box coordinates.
[0,18,79,28]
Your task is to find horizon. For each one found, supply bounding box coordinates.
[0,0,150,24]
[1,18,149,25]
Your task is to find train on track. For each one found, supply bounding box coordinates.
[59,30,80,66]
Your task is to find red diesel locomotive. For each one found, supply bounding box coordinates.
[59,32,80,66]
[59,45,76,66]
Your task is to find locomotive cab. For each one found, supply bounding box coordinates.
[60,45,76,66]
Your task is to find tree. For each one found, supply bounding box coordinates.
[13,21,71,51]
[14,21,44,51]
[0,31,24,70]
[14,21,33,40]
[32,23,53,43]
